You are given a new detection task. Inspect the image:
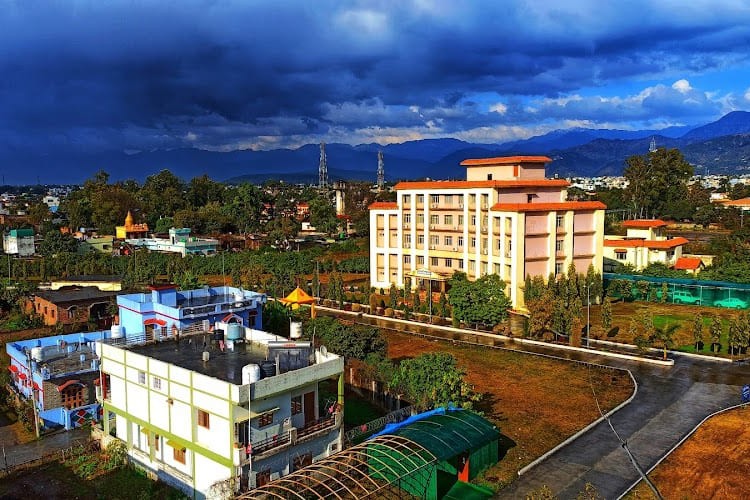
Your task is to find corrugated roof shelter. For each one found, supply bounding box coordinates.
[242,407,499,500]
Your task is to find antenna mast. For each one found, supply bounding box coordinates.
[318,142,328,188]
[649,137,657,153]
[377,151,385,191]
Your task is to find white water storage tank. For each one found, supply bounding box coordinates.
[31,346,43,362]
[226,323,243,341]
[289,322,302,339]
[110,325,124,339]
[202,351,210,362]
[242,364,261,384]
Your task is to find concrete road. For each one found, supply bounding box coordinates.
[1,427,90,471]
[497,354,748,499]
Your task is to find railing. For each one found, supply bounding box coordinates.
[251,432,291,455]
[297,414,337,440]
[344,406,414,444]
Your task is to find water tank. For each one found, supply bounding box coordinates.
[213,329,225,342]
[242,364,261,384]
[289,322,302,339]
[31,346,44,362]
[110,325,124,339]
[260,361,276,378]
[202,351,210,362]
[226,323,243,341]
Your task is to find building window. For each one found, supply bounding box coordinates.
[431,257,439,266]
[430,214,439,225]
[258,412,273,427]
[154,434,160,451]
[481,194,489,208]
[404,255,411,264]
[471,237,476,248]
[256,469,271,487]
[417,194,424,204]
[458,259,464,269]
[416,213,424,224]
[138,371,146,384]
[291,395,303,415]
[494,263,501,274]
[556,215,564,229]
[402,194,411,205]
[173,446,186,464]
[481,262,488,274]
[444,236,453,246]
[431,194,440,204]
[556,239,564,252]
[469,260,476,272]
[444,214,453,225]
[404,213,411,224]
[405,234,411,246]
[457,236,464,247]
[293,453,313,471]
[445,194,453,205]
[430,235,439,246]
[458,215,464,226]
[471,215,477,226]
[445,258,453,267]
[616,251,627,260]
[153,377,162,390]
[555,262,564,275]
[417,256,424,265]
[60,384,84,410]
[417,234,424,245]
[197,409,210,429]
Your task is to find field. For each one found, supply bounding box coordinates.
[626,407,750,499]
[383,331,634,490]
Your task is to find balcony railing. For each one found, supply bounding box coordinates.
[252,432,291,455]
[249,414,339,457]
[297,415,337,440]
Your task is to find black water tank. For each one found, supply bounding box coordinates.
[213,329,224,341]
[260,361,276,378]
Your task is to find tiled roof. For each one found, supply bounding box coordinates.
[622,219,667,228]
[674,257,703,270]
[604,237,688,249]
[394,179,569,190]
[721,197,750,207]
[368,201,398,210]
[491,201,606,212]
[460,155,552,166]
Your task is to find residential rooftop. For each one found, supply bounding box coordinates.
[35,287,118,305]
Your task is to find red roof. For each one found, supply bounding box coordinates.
[491,201,606,212]
[394,179,569,190]
[604,237,688,249]
[614,248,628,253]
[721,197,750,207]
[368,201,398,210]
[144,318,167,327]
[674,257,703,270]
[8,364,18,373]
[460,155,552,166]
[622,219,667,228]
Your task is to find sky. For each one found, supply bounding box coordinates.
[2,0,750,155]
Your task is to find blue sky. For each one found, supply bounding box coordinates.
[2,0,750,154]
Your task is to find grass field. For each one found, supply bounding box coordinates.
[383,331,634,491]
[625,407,750,499]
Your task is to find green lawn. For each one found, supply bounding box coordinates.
[651,314,734,355]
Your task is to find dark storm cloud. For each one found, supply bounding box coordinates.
[1,1,750,152]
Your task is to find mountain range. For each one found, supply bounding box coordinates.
[5,112,750,185]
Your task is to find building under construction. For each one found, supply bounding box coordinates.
[240,407,499,499]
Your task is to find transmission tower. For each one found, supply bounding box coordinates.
[318,142,328,188]
[649,136,657,153]
[377,151,385,191]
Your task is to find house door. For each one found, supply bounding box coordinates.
[303,391,316,425]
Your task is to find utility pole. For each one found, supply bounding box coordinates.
[25,350,40,439]
[586,283,591,348]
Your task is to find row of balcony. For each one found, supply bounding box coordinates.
[236,413,340,462]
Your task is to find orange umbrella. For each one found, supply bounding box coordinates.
[279,287,317,317]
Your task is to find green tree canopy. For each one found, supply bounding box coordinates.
[623,147,693,219]
[448,272,511,327]
[306,316,387,361]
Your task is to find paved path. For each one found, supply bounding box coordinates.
[497,354,748,499]
[1,427,90,470]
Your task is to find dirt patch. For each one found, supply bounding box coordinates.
[626,407,750,499]
[384,331,634,490]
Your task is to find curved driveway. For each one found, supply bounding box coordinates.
[497,352,747,499]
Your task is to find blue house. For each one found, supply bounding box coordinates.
[6,285,267,431]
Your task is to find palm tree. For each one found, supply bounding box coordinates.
[651,323,680,360]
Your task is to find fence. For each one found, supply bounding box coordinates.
[1,438,99,477]
[344,405,414,445]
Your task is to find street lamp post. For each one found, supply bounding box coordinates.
[586,283,591,348]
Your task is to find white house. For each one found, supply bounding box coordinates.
[96,324,344,498]
[603,219,688,271]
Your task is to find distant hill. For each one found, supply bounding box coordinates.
[4,110,750,184]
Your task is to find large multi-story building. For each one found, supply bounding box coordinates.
[369,156,606,309]
[96,322,344,498]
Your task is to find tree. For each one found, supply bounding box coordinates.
[601,297,612,330]
[390,352,481,411]
[650,321,679,360]
[38,230,78,257]
[309,194,339,235]
[138,170,187,226]
[710,316,723,352]
[623,148,693,219]
[692,314,704,350]
[307,316,387,360]
[447,273,511,328]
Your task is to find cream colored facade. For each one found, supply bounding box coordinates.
[369,156,606,309]
[603,219,688,271]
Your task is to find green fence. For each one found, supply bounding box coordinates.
[604,273,750,309]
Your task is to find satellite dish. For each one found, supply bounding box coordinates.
[320,345,327,356]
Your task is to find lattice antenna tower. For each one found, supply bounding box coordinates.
[649,136,657,153]
[377,151,385,191]
[319,142,328,188]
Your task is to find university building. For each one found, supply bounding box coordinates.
[369,156,606,309]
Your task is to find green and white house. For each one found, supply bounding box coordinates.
[96,324,344,499]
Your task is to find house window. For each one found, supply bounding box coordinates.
[470,237,476,248]
[417,256,424,265]
[405,234,411,246]
[153,377,162,390]
[417,234,424,245]
[197,409,210,429]
[138,371,146,384]
[616,251,627,260]
[556,239,564,252]
[258,412,273,427]
[469,260,476,272]
[173,446,186,464]
[430,235,439,246]
[402,194,411,205]
[404,255,411,265]
[556,215,564,229]
[471,215,477,226]
[60,384,84,410]
[445,258,453,267]
[458,259,464,269]
[431,257,439,267]
[481,262,488,274]
[457,236,464,247]
[555,262,564,275]
[293,453,313,471]
[444,236,453,246]
[430,214,439,225]
[458,215,464,226]
[291,395,303,415]
[403,213,411,224]
[431,194,440,204]
[444,214,453,225]
[417,195,424,204]
[416,213,424,224]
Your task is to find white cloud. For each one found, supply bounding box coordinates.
[489,102,508,114]
[672,79,693,94]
